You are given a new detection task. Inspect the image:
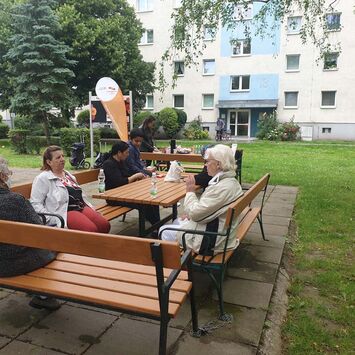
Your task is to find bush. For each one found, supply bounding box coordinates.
[76,110,90,127]
[257,111,279,140]
[59,128,100,156]
[27,136,48,154]
[13,115,33,130]
[158,108,179,138]
[280,119,301,141]
[0,123,9,139]
[183,120,209,140]
[0,114,3,123]
[99,127,119,139]
[8,129,29,153]
[173,109,187,129]
[133,111,155,128]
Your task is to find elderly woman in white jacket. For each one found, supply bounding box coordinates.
[159,144,243,254]
[30,146,110,233]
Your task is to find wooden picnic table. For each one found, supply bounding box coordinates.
[93,177,186,237]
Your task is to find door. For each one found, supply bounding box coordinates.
[236,110,250,137]
[228,111,236,135]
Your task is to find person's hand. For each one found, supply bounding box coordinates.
[129,173,144,183]
[179,213,190,221]
[185,174,196,192]
[153,147,161,153]
[146,166,156,172]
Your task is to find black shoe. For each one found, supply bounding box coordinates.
[149,231,159,239]
[29,296,61,311]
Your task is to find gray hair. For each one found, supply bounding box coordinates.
[0,156,11,183]
[204,144,236,172]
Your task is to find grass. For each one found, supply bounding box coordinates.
[1,138,354,353]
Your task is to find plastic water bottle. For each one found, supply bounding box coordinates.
[98,169,105,193]
[150,172,158,198]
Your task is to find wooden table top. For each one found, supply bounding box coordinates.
[141,152,204,163]
[92,177,187,207]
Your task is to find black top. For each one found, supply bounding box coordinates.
[0,187,56,277]
[103,157,131,190]
[194,166,212,189]
[140,127,154,152]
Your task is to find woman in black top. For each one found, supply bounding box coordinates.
[140,116,156,152]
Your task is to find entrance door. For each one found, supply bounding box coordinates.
[228,110,250,137]
[228,111,236,135]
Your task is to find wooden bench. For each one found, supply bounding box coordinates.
[12,169,132,222]
[160,173,270,320]
[0,223,199,355]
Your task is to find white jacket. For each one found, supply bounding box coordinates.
[177,171,243,254]
[30,170,92,227]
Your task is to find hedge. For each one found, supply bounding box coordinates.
[59,128,100,156]
[0,123,9,139]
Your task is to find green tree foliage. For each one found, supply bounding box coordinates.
[76,109,90,127]
[183,119,209,140]
[173,108,187,130]
[158,108,179,138]
[133,111,156,128]
[5,0,75,143]
[55,0,155,112]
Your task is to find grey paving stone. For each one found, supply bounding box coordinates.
[85,317,182,355]
[0,289,12,300]
[267,192,297,204]
[235,244,284,265]
[242,232,286,249]
[0,340,64,354]
[261,214,291,227]
[263,204,295,218]
[215,278,273,309]
[18,304,117,354]
[249,222,289,237]
[0,293,50,338]
[197,302,267,346]
[65,302,121,317]
[272,185,299,194]
[174,333,257,355]
[0,335,10,348]
[227,254,279,283]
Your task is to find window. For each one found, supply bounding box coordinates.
[174,28,185,41]
[323,52,339,70]
[286,54,300,71]
[230,75,250,91]
[321,91,336,107]
[173,95,184,108]
[202,94,214,109]
[203,59,215,75]
[322,127,332,134]
[174,61,185,76]
[144,95,154,109]
[234,4,253,20]
[231,39,251,56]
[284,92,298,107]
[326,13,341,31]
[204,26,215,41]
[287,16,302,34]
[140,30,153,44]
[137,0,153,12]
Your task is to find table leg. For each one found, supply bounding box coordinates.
[138,208,146,236]
[172,204,178,220]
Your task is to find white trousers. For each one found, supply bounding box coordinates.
[159,218,188,241]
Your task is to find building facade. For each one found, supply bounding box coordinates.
[125,1,355,140]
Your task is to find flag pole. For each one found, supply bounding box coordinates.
[89,91,94,168]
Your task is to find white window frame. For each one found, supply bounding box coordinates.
[174,61,185,76]
[144,94,154,110]
[287,16,302,34]
[173,94,184,108]
[325,12,341,31]
[286,54,300,72]
[323,52,339,70]
[231,39,251,56]
[137,0,153,12]
[202,94,214,109]
[140,29,154,45]
[234,4,253,20]
[230,75,250,92]
[284,91,299,108]
[321,91,336,108]
[202,59,215,76]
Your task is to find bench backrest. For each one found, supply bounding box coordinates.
[0,220,182,269]
[12,169,100,199]
[225,173,270,228]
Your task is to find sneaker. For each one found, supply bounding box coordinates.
[29,296,61,311]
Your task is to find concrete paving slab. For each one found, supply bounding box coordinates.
[227,255,279,283]
[197,302,267,346]
[18,304,117,354]
[0,340,64,354]
[235,244,284,265]
[0,289,12,300]
[0,293,50,338]
[261,214,291,226]
[263,204,294,218]
[242,232,286,249]
[85,317,182,355]
[216,278,273,309]
[0,336,10,348]
[249,222,289,237]
[272,185,298,194]
[174,333,257,355]
[267,192,297,204]
[65,302,121,317]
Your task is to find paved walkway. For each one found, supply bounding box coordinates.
[0,168,298,355]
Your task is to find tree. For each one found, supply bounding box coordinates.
[160,0,338,88]
[5,0,75,143]
[55,0,155,113]
[158,108,180,138]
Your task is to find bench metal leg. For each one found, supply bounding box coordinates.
[121,213,127,222]
[257,213,268,241]
[159,316,169,355]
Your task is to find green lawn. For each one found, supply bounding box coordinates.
[1,138,354,353]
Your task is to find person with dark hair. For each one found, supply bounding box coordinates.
[0,156,60,310]
[140,116,157,152]
[103,141,160,230]
[126,128,156,177]
[30,146,110,233]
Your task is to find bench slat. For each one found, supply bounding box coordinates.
[45,261,190,292]
[0,275,180,317]
[28,268,189,304]
[236,207,261,242]
[56,254,189,280]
